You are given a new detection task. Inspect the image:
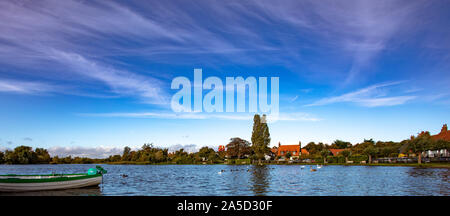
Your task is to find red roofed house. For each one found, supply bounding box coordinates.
[426,124,450,158]
[329,149,346,156]
[276,142,309,160]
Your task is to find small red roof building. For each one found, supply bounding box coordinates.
[431,124,450,142]
[329,149,346,156]
[275,142,308,158]
[278,145,301,156]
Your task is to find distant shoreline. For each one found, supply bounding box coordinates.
[96,162,450,168]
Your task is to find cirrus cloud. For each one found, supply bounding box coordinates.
[306,81,416,107]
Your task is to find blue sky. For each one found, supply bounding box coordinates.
[0,0,449,157]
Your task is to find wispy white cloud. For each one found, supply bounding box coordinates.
[290,95,299,102]
[306,81,415,107]
[48,50,168,104]
[0,77,133,99]
[0,0,447,104]
[79,111,321,122]
[249,0,429,85]
[0,1,189,104]
[0,79,57,94]
[356,96,416,107]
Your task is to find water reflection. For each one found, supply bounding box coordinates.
[250,165,270,196]
[1,186,102,196]
[405,167,450,196]
[0,164,449,196]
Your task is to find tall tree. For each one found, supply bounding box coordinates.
[261,115,271,151]
[251,114,270,163]
[251,114,261,147]
[122,146,131,161]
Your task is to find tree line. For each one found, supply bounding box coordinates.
[302,131,450,164]
[0,114,271,165]
[1,115,448,165]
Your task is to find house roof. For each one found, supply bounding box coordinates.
[277,144,301,156]
[329,149,346,156]
[431,124,450,142]
[301,149,309,155]
[278,145,300,152]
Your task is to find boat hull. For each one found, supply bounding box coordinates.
[0,175,102,192]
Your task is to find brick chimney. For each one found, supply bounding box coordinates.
[278,142,280,147]
[442,124,448,133]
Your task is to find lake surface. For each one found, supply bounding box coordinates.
[0,164,449,196]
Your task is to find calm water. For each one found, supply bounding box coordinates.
[0,164,448,196]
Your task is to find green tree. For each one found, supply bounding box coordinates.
[251,114,271,163]
[351,139,375,155]
[171,149,194,164]
[35,148,51,163]
[198,146,215,158]
[320,149,330,163]
[51,156,61,164]
[13,146,37,164]
[407,132,433,164]
[331,140,351,149]
[341,150,351,163]
[197,146,218,163]
[251,114,262,147]
[154,150,167,163]
[122,146,131,161]
[63,156,73,164]
[303,142,326,156]
[363,146,378,164]
[141,143,153,152]
[0,151,4,164]
[432,140,450,155]
[108,155,122,162]
[226,138,251,159]
[207,153,219,163]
